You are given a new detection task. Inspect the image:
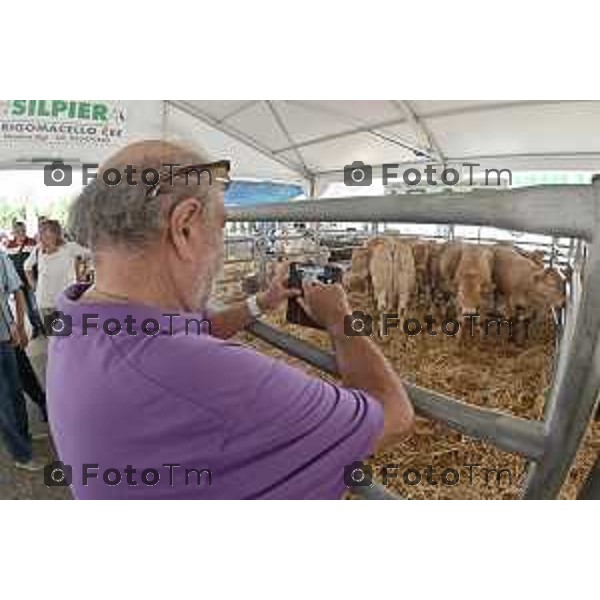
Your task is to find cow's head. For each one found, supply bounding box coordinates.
[456,273,494,315]
[531,268,566,309]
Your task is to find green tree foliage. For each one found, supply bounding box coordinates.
[0,202,26,230]
[0,196,74,231]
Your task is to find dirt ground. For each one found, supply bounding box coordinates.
[0,402,70,500]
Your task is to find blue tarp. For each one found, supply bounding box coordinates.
[225,180,303,206]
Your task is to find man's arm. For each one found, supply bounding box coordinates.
[13,288,25,326]
[329,325,414,449]
[71,243,91,282]
[74,256,85,282]
[1,254,28,348]
[23,250,37,289]
[208,300,258,339]
[299,282,414,450]
[208,262,299,339]
[12,288,28,348]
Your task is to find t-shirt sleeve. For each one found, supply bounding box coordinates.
[205,339,385,498]
[23,246,40,271]
[23,250,37,271]
[127,332,385,499]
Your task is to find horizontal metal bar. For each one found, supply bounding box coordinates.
[227,185,596,241]
[223,259,254,266]
[245,320,546,459]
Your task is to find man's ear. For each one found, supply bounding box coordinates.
[168,197,203,258]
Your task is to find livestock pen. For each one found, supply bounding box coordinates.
[224,180,600,500]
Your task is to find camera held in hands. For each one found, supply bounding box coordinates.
[286,262,344,330]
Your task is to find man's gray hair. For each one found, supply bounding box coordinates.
[68,139,211,250]
[68,178,165,250]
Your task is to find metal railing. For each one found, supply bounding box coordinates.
[228,181,600,500]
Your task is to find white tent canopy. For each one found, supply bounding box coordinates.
[167,100,600,188]
[2,100,600,194]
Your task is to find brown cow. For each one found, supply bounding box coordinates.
[344,246,371,293]
[436,241,463,302]
[436,242,495,323]
[528,249,546,267]
[393,238,417,317]
[410,239,432,303]
[493,245,565,321]
[367,237,396,312]
[427,241,446,308]
[453,244,495,317]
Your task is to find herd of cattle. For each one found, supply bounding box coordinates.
[344,236,568,326]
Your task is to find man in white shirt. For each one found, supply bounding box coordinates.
[24,220,89,322]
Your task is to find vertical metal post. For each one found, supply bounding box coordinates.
[567,237,575,263]
[523,176,600,499]
[550,236,559,268]
[309,176,317,200]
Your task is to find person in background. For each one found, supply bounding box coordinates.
[31,216,48,251]
[6,221,44,338]
[5,221,48,422]
[24,219,89,328]
[0,249,42,471]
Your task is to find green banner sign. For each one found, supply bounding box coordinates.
[0,100,127,146]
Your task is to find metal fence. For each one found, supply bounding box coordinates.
[227,182,600,500]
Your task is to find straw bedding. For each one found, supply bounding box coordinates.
[234,287,599,500]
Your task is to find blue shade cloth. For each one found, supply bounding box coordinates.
[224,180,303,206]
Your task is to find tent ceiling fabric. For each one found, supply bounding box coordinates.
[2,100,598,191]
[168,100,600,186]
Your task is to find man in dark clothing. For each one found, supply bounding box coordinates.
[5,222,48,421]
[5,221,43,338]
[0,249,43,471]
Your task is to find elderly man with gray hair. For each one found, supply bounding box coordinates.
[47,140,413,499]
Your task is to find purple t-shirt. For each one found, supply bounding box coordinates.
[47,285,383,499]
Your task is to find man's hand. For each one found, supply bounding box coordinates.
[256,260,301,313]
[297,281,352,333]
[9,323,28,349]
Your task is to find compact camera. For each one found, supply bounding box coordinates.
[286,262,343,329]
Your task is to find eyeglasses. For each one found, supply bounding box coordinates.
[145,159,232,200]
